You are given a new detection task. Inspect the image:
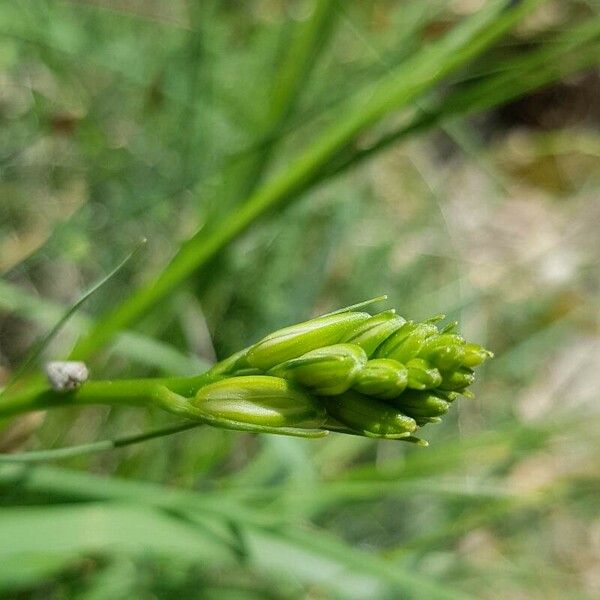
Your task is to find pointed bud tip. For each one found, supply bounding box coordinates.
[406,359,442,390]
[424,314,446,324]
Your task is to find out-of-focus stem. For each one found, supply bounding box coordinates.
[69,0,542,362]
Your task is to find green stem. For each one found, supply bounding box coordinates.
[0,371,222,420]
[0,371,329,440]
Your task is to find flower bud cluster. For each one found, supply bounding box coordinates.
[191,304,492,444]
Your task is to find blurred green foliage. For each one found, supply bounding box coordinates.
[1,1,599,599]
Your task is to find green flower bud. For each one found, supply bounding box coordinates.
[268,344,367,396]
[439,367,475,391]
[375,322,438,363]
[190,299,493,442]
[415,416,443,426]
[352,358,408,399]
[462,343,493,368]
[191,376,326,429]
[325,391,416,437]
[440,320,459,334]
[230,367,263,376]
[419,334,465,371]
[341,310,406,357]
[436,390,460,403]
[246,312,370,371]
[406,358,442,390]
[388,390,451,418]
[374,321,415,358]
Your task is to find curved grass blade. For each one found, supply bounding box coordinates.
[2,238,147,391]
[326,19,600,179]
[0,421,201,464]
[70,0,546,361]
[0,279,210,375]
[235,0,339,199]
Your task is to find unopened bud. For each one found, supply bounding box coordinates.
[436,390,460,403]
[269,344,366,396]
[376,322,438,363]
[462,343,493,368]
[341,310,406,357]
[415,416,443,426]
[246,312,370,371]
[389,390,451,418]
[191,376,326,429]
[406,358,442,390]
[374,321,414,358]
[353,358,408,399]
[419,334,465,371]
[439,367,475,391]
[325,391,416,437]
[440,320,459,334]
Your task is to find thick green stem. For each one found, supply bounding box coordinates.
[0,371,329,439]
[0,371,222,420]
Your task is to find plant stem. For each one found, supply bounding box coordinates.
[0,371,222,420]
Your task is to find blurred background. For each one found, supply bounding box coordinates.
[1,1,599,599]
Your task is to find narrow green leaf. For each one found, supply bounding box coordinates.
[2,239,147,390]
[0,553,77,591]
[0,279,209,375]
[329,19,600,177]
[0,464,281,528]
[236,0,339,198]
[0,503,235,563]
[70,0,545,360]
[264,525,476,600]
[0,422,202,463]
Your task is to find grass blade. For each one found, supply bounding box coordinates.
[2,239,147,389]
[235,0,339,199]
[329,19,600,176]
[269,525,476,600]
[70,0,545,360]
[0,503,235,563]
[0,463,475,599]
[0,279,210,375]
[0,422,202,463]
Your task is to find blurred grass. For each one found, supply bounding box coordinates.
[1,1,600,599]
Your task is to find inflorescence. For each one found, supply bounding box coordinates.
[185,299,493,445]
